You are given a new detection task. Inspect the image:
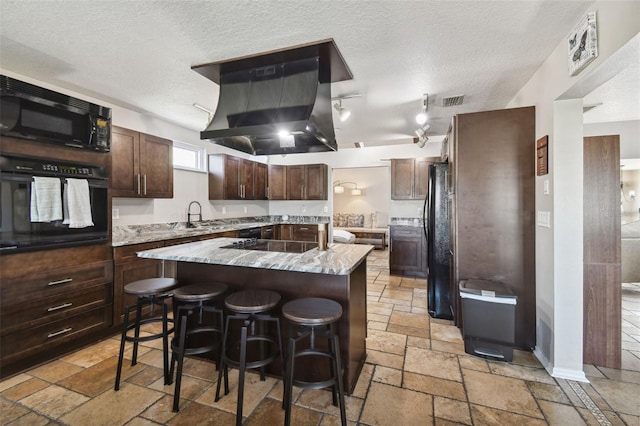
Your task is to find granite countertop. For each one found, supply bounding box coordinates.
[136,237,373,275]
[112,216,329,247]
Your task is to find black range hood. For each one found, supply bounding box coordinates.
[192,39,352,156]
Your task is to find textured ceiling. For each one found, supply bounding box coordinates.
[0,0,602,149]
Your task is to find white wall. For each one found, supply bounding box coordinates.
[584,119,640,159]
[507,1,640,380]
[333,167,390,217]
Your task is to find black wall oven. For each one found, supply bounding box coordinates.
[1,155,109,253]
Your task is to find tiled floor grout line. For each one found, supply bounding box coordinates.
[566,379,612,426]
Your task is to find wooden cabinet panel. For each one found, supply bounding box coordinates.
[113,258,164,326]
[389,226,426,277]
[391,158,434,200]
[583,135,621,368]
[111,126,173,198]
[450,106,535,350]
[414,158,430,200]
[287,165,305,200]
[0,245,113,374]
[1,284,111,335]
[286,164,328,200]
[391,159,415,199]
[268,165,287,200]
[139,133,173,198]
[292,224,318,242]
[254,162,268,200]
[209,154,266,200]
[305,164,328,200]
[1,306,111,367]
[111,126,140,197]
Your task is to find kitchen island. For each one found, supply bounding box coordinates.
[137,238,373,393]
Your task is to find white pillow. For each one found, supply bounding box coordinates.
[374,211,388,228]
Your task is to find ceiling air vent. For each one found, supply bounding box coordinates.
[442,95,465,107]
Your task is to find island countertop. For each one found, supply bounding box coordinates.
[136,238,373,275]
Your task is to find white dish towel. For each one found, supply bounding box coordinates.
[63,178,94,228]
[30,177,63,222]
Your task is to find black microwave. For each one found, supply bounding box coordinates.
[0,75,111,151]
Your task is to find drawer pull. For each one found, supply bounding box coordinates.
[47,302,73,312]
[48,327,72,338]
[48,278,73,286]
[299,227,309,231]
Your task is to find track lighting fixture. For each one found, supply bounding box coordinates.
[415,93,428,124]
[333,99,351,122]
[415,124,430,138]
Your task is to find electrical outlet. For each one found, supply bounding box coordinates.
[112,208,119,219]
[543,179,550,195]
[417,207,422,215]
[301,204,306,213]
[243,206,248,213]
[222,207,226,214]
[323,206,328,213]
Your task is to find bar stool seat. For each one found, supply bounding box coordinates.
[216,289,284,426]
[170,282,227,412]
[114,277,178,391]
[282,297,346,426]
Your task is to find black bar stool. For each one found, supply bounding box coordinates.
[282,297,346,426]
[215,289,284,426]
[114,277,178,391]
[170,282,228,412]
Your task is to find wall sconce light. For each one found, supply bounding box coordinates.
[415,93,428,124]
[333,181,362,195]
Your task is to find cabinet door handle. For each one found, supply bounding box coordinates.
[48,327,72,338]
[48,278,73,286]
[48,302,73,312]
[301,185,304,199]
[143,175,147,195]
[137,174,141,195]
[266,187,269,198]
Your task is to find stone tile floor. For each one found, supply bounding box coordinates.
[1,249,639,425]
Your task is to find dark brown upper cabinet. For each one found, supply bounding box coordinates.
[287,164,328,200]
[267,164,287,200]
[391,158,431,200]
[208,154,267,200]
[111,126,173,198]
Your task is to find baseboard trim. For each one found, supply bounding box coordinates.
[533,347,589,383]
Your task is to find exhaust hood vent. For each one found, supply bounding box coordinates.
[442,95,465,107]
[192,39,352,156]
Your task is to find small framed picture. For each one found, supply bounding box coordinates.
[568,12,598,76]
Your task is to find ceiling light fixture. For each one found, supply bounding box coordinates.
[415,93,428,124]
[415,123,430,138]
[333,99,351,122]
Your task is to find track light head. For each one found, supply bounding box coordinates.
[333,99,351,122]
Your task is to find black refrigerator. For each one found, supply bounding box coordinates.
[422,163,452,319]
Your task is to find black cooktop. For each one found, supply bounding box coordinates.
[220,239,317,253]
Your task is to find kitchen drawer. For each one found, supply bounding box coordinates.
[390,226,422,237]
[1,284,111,335]
[1,260,113,304]
[114,241,164,264]
[1,306,112,367]
[292,225,318,242]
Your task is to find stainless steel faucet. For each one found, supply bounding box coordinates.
[187,201,202,228]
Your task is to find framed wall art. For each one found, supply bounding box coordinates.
[567,11,598,76]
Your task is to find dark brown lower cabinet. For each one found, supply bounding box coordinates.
[389,226,427,277]
[0,244,113,378]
